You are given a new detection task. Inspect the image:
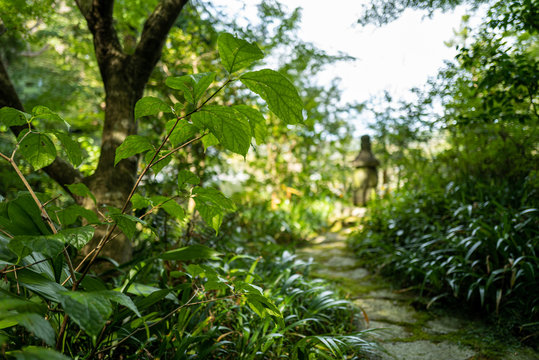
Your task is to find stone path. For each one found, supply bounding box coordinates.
[296,233,538,360]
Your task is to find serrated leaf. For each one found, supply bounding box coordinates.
[59,291,112,337]
[178,169,200,190]
[159,244,221,261]
[135,96,171,119]
[0,107,31,127]
[191,106,251,156]
[240,69,303,124]
[201,133,219,150]
[67,183,96,205]
[18,132,57,170]
[217,33,264,74]
[165,72,216,105]
[8,235,64,259]
[53,131,83,167]
[57,226,94,250]
[144,149,172,175]
[32,106,67,131]
[10,346,71,360]
[193,187,235,211]
[56,204,100,226]
[110,213,143,240]
[165,119,198,147]
[233,105,267,144]
[131,194,151,210]
[115,135,153,166]
[94,290,141,317]
[192,187,235,232]
[150,196,185,220]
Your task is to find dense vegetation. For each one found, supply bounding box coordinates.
[350,0,538,343]
[0,0,537,358]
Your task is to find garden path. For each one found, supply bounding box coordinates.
[296,229,538,360]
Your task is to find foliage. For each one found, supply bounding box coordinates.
[0,30,374,359]
[350,0,539,341]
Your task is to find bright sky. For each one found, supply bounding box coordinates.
[212,0,471,133]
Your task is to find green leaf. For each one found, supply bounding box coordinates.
[53,131,83,167]
[217,33,264,74]
[159,244,221,261]
[135,96,171,119]
[8,235,64,259]
[9,268,67,303]
[94,290,141,317]
[166,119,198,147]
[192,187,235,233]
[67,183,96,205]
[201,133,219,150]
[177,169,200,190]
[233,105,267,144]
[9,346,72,360]
[165,72,216,105]
[32,106,67,131]
[131,194,151,210]
[150,196,185,220]
[191,106,251,156]
[114,135,153,166]
[57,226,94,250]
[56,204,100,226]
[59,291,112,337]
[0,107,31,127]
[109,210,148,240]
[15,313,55,346]
[18,132,57,170]
[240,69,303,124]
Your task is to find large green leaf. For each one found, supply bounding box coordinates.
[8,235,64,259]
[135,96,172,119]
[191,106,251,156]
[114,135,153,166]
[150,196,185,220]
[165,72,216,105]
[130,194,151,210]
[2,313,55,346]
[32,106,67,131]
[53,131,83,167]
[10,268,66,303]
[217,33,264,74]
[1,194,50,236]
[166,119,198,147]
[108,209,150,240]
[66,183,96,205]
[94,290,141,317]
[9,346,71,360]
[192,187,235,232]
[233,105,267,144]
[18,131,57,170]
[56,204,100,226]
[0,107,31,127]
[177,169,200,190]
[59,291,112,337]
[159,244,222,261]
[240,69,303,124]
[57,226,95,250]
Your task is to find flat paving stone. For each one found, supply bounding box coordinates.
[380,340,475,360]
[424,316,466,335]
[354,298,418,323]
[315,267,370,281]
[367,321,410,341]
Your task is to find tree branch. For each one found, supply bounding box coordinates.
[132,0,189,87]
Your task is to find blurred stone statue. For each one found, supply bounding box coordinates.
[352,135,380,206]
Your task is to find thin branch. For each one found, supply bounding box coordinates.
[0,258,48,274]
